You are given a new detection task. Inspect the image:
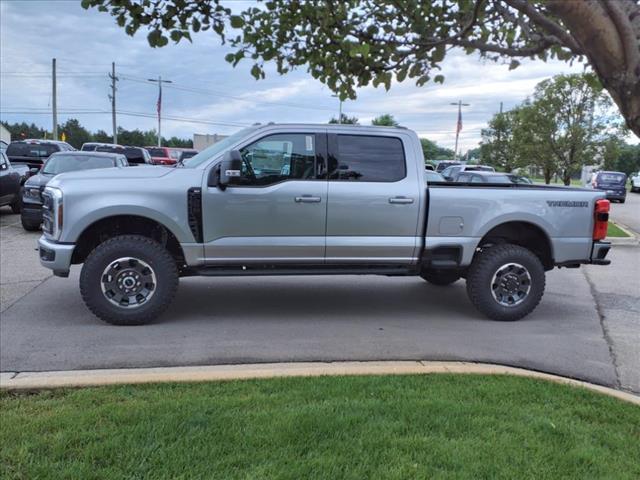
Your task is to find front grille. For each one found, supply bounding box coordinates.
[187,187,203,243]
[41,191,54,235]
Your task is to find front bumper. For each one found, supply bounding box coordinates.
[38,235,75,277]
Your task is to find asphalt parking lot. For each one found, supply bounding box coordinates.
[0,199,638,393]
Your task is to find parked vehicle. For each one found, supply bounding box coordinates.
[435,161,460,173]
[0,140,8,152]
[0,151,29,213]
[424,170,446,183]
[178,149,199,162]
[81,142,122,152]
[38,124,611,326]
[630,172,640,193]
[145,146,180,165]
[453,171,532,184]
[6,139,75,170]
[588,171,627,203]
[441,164,495,181]
[21,151,128,231]
[95,145,152,165]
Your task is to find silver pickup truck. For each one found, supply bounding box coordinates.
[38,124,611,325]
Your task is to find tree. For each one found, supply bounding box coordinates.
[58,118,93,149]
[1,121,48,140]
[93,130,112,143]
[616,144,640,176]
[480,108,522,172]
[328,114,359,125]
[511,74,616,185]
[600,136,624,171]
[420,138,454,162]
[83,0,640,137]
[371,114,399,127]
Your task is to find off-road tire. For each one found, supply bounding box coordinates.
[466,244,545,321]
[80,235,178,325]
[21,215,40,231]
[420,269,460,286]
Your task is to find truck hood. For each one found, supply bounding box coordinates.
[48,165,173,187]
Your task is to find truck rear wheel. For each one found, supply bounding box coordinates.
[80,235,178,325]
[420,269,460,286]
[466,244,545,321]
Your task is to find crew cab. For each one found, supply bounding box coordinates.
[37,124,611,325]
[6,139,75,170]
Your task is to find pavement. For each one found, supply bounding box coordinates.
[0,197,638,393]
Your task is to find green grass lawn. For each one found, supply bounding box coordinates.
[607,221,630,238]
[531,177,583,186]
[1,375,639,479]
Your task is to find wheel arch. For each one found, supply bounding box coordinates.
[71,214,186,267]
[477,221,554,270]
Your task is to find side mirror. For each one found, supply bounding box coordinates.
[216,150,242,189]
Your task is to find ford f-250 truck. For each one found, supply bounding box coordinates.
[38,124,611,325]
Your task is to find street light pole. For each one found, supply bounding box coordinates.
[450,100,470,161]
[148,76,172,147]
[332,94,343,124]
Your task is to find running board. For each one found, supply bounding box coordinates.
[183,264,415,277]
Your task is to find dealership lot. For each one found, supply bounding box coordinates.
[1,202,638,393]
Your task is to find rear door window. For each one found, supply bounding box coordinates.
[597,173,626,184]
[6,143,58,158]
[330,135,405,182]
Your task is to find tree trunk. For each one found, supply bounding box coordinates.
[562,169,572,186]
[547,0,640,138]
[544,168,552,184]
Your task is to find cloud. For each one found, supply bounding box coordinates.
[0,0,604,151]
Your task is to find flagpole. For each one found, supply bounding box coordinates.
[148,76,172,147]
[450,100,470,161]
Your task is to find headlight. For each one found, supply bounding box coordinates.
[23,186,41,200]
[42,187,63,240]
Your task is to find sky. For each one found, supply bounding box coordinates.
[0,0,595,152]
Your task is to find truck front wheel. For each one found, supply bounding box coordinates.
[420,269,460,286]
[80,235,178,325]
[466,244,545,321]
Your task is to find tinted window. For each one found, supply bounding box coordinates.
[331,135,405,182]
[233,133,318,186]
[147,148,168,157]
[124,147,147,164]
[597,173,626,184]
[42,154,115,175]
[7,143,58,158]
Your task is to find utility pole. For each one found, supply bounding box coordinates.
[450,100,470,161]
[148,76,172,147]
[332,94,343,124]
[52,58,57,140]
[108,62,118,144]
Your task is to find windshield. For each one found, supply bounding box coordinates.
[7,143,58,158]
[424,171,445,182]
[597,173,626,184]
[42,154,115,175]
[182,127,257,168]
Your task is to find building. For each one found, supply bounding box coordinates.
[0,123,11,145]
[193,133,228,152]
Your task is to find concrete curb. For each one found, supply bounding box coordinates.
[2,361,638,405]
[607,220,639,245]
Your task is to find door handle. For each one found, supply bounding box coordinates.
[388,196,414,204]
[295,195,322,203]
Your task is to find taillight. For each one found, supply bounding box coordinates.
[593,199,610,241]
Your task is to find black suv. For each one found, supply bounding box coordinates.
[590,171,627,203]
[6,139,75,170]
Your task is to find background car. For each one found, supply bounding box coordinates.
[20,151,128,230]
[6,139,75,170]
[630,172,640,193]
[81,142,122,152]
[435,161,460,173]
[453,171,532,184]
[441,164,495,181]
[145,146,179,165]
[95,145,152,165]
[424,170,446,183]
[0,151,29,213]
[588,171,627,203]
[178,149,198,162]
